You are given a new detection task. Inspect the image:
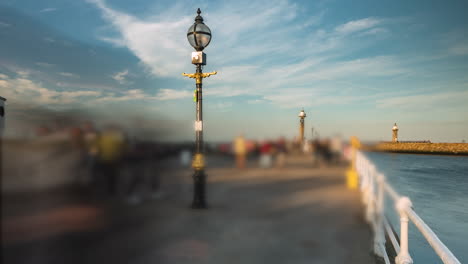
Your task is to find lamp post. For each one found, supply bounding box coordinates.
[298,109,306,146]
[182,8,217,209]
[0,96,5,188]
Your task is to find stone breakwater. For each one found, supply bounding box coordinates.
[369,142,468,155]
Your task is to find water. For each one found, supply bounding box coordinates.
[364,152,468,263]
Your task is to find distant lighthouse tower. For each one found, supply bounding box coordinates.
[392,123,399,143]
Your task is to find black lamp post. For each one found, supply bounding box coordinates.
[298,109,306,145]
[182,8,217,209]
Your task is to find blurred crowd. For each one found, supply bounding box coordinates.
[34,121,184,205]
[13,121,346,204]
[227,134,345,169]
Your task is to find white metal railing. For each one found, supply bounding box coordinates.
[355,151,461,264]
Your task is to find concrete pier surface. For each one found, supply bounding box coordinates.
[2,155,375,264]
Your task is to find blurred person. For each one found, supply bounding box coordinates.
[321,138,332,166]
[259,140,273,168]
[125,142,162,205]
[69,126,88,185]
[275,137,287,168]
[246,140,256,154]
[36,125,51,137]
[330,135,343,165]
[252,140,261,157]
[80,121,99,184]
[92,125,127,196]
[303,140,311,154]
[233,134,247,169]
[286,138,294,154]
[180,148,191,167]
[311,139,320,167]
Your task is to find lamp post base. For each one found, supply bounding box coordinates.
[191,170,207,209]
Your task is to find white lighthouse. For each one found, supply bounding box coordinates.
[392,123,399,143]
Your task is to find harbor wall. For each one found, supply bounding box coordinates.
[369,142,468,155]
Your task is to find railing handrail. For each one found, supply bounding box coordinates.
[355,151,461,264]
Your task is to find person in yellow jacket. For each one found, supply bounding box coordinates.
[233,134,247,169]
[92,125,127,195]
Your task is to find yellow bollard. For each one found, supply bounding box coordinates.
[346,136,361,189]
[346,169,358,189]
[192,153,205,170]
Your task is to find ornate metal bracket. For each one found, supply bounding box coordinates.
[182,71,217,84]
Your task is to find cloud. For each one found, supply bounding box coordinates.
[448,42,468,56]
[299,11,326,28]
[376,90,468,109]
[0,70,192,111]
[39,8,57,13]
[0,75,101,105]
[111,69,129,84]
[359,27,389,36]
[43,37,55,43]
[155,88,191,100]
[59,72,80,78]
[87,0,413,109]
[335,18,381,35]
[0,21,11,27]
[35,62,55,67]
[247,99,265,104]
[96,88,191,102]
[87,0,191,76]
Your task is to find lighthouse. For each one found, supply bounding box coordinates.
[392,123,399,143]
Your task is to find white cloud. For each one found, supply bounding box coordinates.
[155,88,191,100]
[40,8,57,13]
[59,72,80,78]
[0,75,101,105]
[335,18,381,35]
[96,88,191,102]
[449,42,468,56]
[88,0,413,109]
[247,99,265,104]
[111,69,129,84]
[376,90,468,109]
[35,62,55,67]
[0,73,9,79]
[0,21,11,27]
[16,70,30,77]
[87,0,191,76]
[43,37,55,43]
[359,27,389,36]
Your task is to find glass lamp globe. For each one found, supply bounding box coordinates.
[299,110,306,118]
[187,9,212,51]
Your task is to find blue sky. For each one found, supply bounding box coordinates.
[0,0,467,142]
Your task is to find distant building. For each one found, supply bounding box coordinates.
[392,123,398,143]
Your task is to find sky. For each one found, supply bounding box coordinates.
[0,0,467,142]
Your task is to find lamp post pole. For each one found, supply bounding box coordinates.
[298,109,306,146]
[193,64,206,209]
[182,8,216,209]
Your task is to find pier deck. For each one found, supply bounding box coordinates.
[3,155,375,264]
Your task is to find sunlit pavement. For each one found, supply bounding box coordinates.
[2,155,375,264]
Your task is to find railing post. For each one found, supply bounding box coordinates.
[366,165,376,223]
[396,197,413,264]
[374,173,386,257]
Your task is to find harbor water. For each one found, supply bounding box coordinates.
[365,152,468,263]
